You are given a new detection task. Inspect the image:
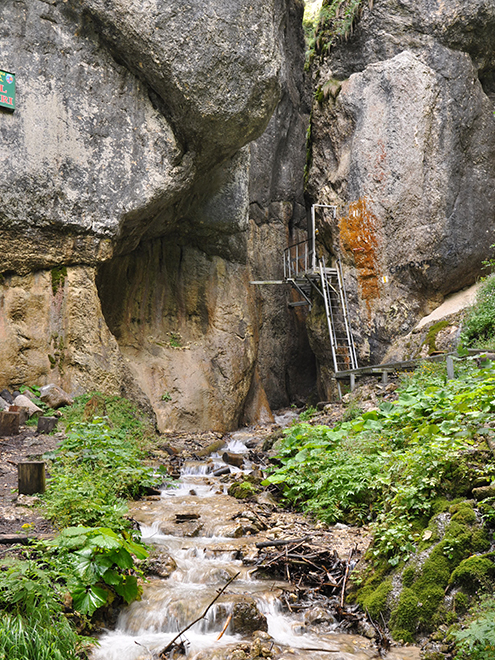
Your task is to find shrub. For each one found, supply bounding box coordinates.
[461,275,495,348]
[43,417,161,529]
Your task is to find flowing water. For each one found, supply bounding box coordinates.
[92,435,420,660]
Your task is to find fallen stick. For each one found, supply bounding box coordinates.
[158,572,240,657]
[256,535,311,549]
[263,540,309,567]
[216,612,233,641]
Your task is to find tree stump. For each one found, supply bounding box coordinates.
[0,411,20,436]
[37,416,58,434]
[18,462,46,495]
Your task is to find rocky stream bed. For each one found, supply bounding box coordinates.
[85,409,420,660]
[0,393,421,660]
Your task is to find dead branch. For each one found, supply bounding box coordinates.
[255,535,311,549]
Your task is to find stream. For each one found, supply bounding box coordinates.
[91,428,421,660]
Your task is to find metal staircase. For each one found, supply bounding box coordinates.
[251,204,358,395]
[283,239,357,376]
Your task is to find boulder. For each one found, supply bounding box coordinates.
[0,390,14,405]
[230,601,268,635]
[39,385,73,410]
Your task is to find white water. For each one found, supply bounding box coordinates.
[93,432,420,660]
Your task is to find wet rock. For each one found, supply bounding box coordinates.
[197,440,227,458]
[304,606,338,626]
[223,452,245,468]
[175,513,201,522]
[230,601,268,635]
[146,553,177,579]
[39,385,73,410]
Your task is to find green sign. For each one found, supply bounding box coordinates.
[0,70,15,111]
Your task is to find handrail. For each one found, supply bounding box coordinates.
[283,240,314,279]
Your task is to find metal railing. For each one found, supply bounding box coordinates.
[283,240,314,279]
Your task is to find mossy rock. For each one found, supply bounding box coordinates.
[390,588,419,637]
[402,566,416,588]
[358,579,393,619]
[449,501,477,525]
[453,591,470,614]
[228,481,259,500]
[424,320,450,355]
[449,555,495,593]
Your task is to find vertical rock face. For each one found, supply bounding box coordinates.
[0,0,311,430]
[307,0,495,381]
[248,0,316,409]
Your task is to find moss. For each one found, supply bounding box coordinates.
[402,566,416,588]
[424,320,450,355]
[471,528,491,553]
[454,591,469,614]
[227,481,258,500]
[48,354,57,368]
[431,496,451,515]
[419,547,453,588]
[390,587,419,637]
[51,266,67,295]
[359,579,393,619]
[450,501,477,524]
[449,555,495,593]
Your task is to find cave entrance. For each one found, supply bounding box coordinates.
[251,205,359,397]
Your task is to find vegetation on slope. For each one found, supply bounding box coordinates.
[0,394,160,659]
[461,274,495,351]
[265,360,495,654]
[304,0,369,66]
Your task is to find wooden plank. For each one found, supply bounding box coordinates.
[335,353,452,379]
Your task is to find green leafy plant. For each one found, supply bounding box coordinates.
[43,417,161,529]
[453,596,495,660]
[169,331,182,348]
[47,526,148,616]
[299,405,317,421]
[161,391,172,402]
[264,360,495,564]
[0,557,92,659]
[461,275,495,349]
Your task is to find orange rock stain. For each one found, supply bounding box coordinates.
[339,197,382,310]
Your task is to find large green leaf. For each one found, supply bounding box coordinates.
[72,584,108,615]
[114,575,139,603]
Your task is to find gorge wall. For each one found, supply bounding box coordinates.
[306,0,495,396]
[0,0,312,431]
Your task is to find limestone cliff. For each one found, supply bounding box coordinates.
[306,0,495,392]
[0,0,311,431]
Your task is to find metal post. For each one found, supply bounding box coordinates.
[446,355,455,380]
[336,259,358,370]
[350,374,355,391]
[319,259,339,375]
[381,370,388,385]
[311,205,317,272]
